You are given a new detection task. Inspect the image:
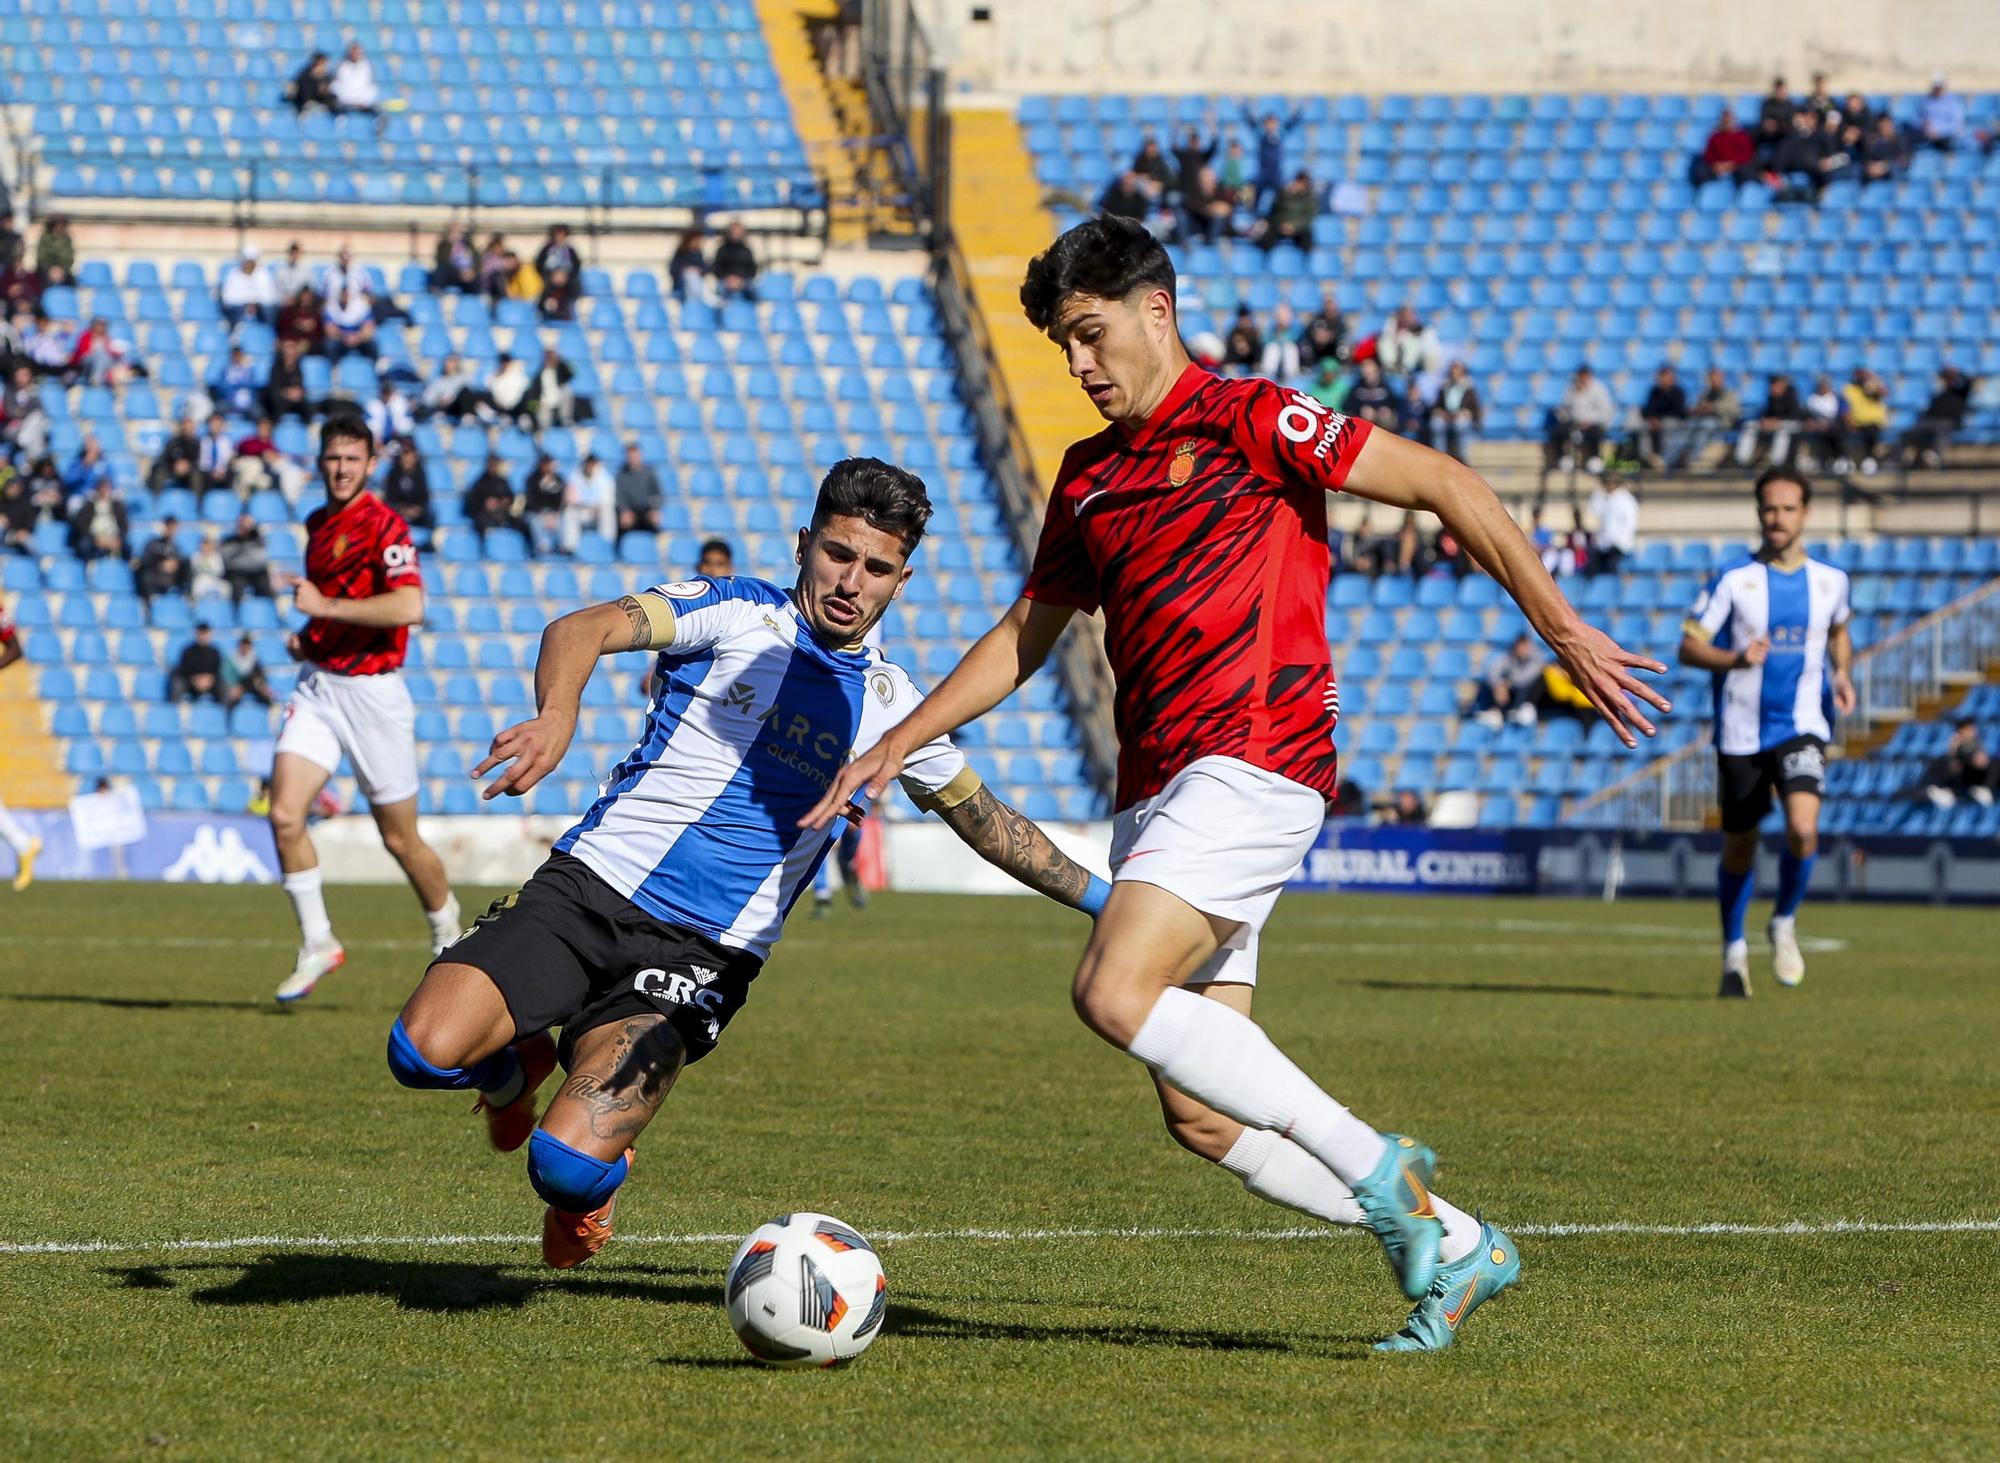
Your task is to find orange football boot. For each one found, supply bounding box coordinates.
[473,1032,559,1153]
[541,1149,634,1270]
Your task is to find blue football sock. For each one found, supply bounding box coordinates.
[1717,861,1755,944]
[1774,850,1816,918]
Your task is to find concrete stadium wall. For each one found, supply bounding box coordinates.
[918,0,2000,95]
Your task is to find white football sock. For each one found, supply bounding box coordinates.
[426,893,462,951]
[1127,987,1388,1185]
[0,797,32,855]
[283,868,335,949]
[1220,1127,1365,1227]
[1724,936,1749,964]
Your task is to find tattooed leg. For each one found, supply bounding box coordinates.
[534,1015,688,1161]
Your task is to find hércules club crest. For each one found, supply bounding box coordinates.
[1168,439,1198,486]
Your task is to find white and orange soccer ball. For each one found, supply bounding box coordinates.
[724,1212,887,1368]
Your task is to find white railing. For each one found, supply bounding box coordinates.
[1566,575,2000,830]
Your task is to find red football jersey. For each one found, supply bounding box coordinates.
[297,490,422,675]
[1023,364,1372,810]
[0,601,15,644]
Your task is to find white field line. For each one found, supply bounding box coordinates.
[2,1218,1992,1259]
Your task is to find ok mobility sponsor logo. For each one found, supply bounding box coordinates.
[1302,846,1536,889]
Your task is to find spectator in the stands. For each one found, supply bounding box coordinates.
[1799,375,1846,468]
[322,286,377,363]
[1298,293,1347,369]
[1862,113,1912,182]
[231,417,303,503]
[1130,136,1174,200]
[614,441,663,542]
[380,439,430,529]
[169,623,225,703]
[66,317,140,387]
[273,240,313,301]
[522,454,567,555]
[276,286,326,356]
[1677,367,1741,468]
[1098,170,1153,224]
[285,52,333,114]
[535,224,583,303]
[21,310,71,375]
[523,347,578,431]
[211,344,263,419]
[134,515,192,608]
[1825,119,1868,184]
[1921,720,1995,807]
[1896,366,1974,467]
[1837,368,1887,472]
[224,632,274,709]
[1385,789,1428,827]
[711,221,759,302]
[220,246,279,326]
[463,453,530,553]
[1172,123,1217,199]
[505,250,545,305]
[1346,358,1402,429]
[1837,92,1875,133]
[1217,138,1255,209]
[1545,365,1614,472]
[33,216,75,287]
[1253,170,1317,253]
[1258,302,1301,380]
[1770,109,1833,202]
[1470,632,1549,729]
[63,433,113,498]
[0,257,41,315]
[1585,477,1638,574]
[1638,364,1688,468]
[1,363,48,463]
[329,41,381,122]
[1689,106,1754,186]
[1221,307,1261,376]
[1244,104,1304,210]
[1307,357,1348,410]
[0,471,36,553]
[149,416,201,494]
[432,223,478,293]
[67,477,129,561]
[1376,303,1441,380]
[1178,166,1235,244]
[190,530,228,602]
[196,412,235,491]
[561,452,615,553]
[1754,75,1795,166]
[1918,74,1967,150]
[1428,360,1483,463]
[220,513,273,601]
[667,229,708,301]
[696,538,735,578]
[362,378,413,446]
[316,244,365,304]
[418,352,492,423]
[1734,374,1803,466]
[487,352,530,425]
[1801,72,1838,123]
[264,337,313,421]
[538,267,577,323]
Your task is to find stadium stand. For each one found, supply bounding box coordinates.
[1021,90,2000,445]
[7,0,819,215]
[1825,680,2000,839]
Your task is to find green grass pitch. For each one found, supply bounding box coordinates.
[1,882,1995,1459]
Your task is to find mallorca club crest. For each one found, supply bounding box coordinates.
[330,533,350,559]
[1168,439,1198,487]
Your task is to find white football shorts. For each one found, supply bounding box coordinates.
[274,665,420,806]
[1108,755,1327,987]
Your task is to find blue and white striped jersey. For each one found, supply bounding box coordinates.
[556,575,976,957]
[1685,553,1851,756]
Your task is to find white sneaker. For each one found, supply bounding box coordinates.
[427,895,463,957]
[1719,941,1751,999]
[1769,916,1804,988]
[276,941,346,1004]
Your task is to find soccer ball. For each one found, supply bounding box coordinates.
[724,1212,887,1368]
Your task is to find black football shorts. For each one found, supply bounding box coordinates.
[1716,734,1828,834]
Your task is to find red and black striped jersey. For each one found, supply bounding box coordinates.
[1023,364,1371,811]
[298,490,422,675]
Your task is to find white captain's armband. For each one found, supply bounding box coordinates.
[633,591,679,650]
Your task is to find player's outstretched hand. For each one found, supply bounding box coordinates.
[1552,622,1671,749]
[474,712,575,800]
[801,740,906,831]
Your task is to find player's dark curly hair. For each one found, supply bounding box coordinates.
[1754,465,1812,506]
[319,413,376,457]
[812,457,932,554]
[1019,214,1177,332]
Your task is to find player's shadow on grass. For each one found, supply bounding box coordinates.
[103,1255,715,1314]
[0,992,296,1014]
[1350,977,1708,1003]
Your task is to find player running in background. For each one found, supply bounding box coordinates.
[385,460,1107,1268]
[1679,467,1854,998]
[0,599,46,889]
[810,216,1669,1352]
[270,418,459,1003]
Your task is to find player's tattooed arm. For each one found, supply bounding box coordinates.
[616,595,653,652]
[937,783,1094,909]
[554,1016,686,1144]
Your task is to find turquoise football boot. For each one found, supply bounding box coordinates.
[1374,1218,1522,1353]
[1347,1133,1445,1301]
